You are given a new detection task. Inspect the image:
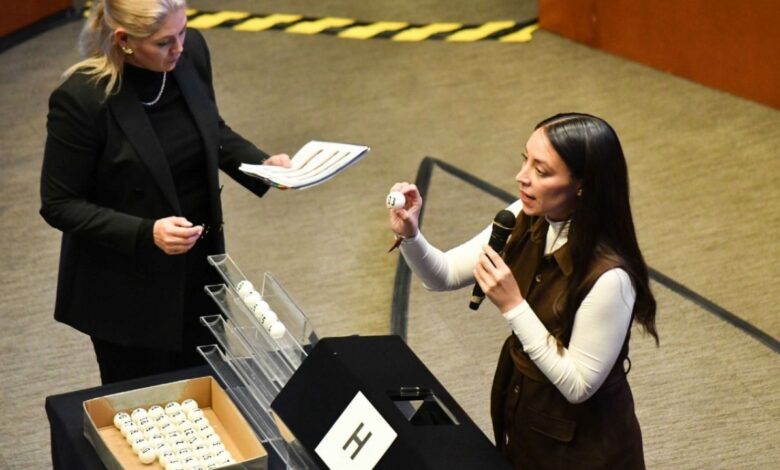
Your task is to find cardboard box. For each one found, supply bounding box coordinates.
[83,376,267,469]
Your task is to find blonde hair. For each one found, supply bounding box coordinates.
[64,0,186,98]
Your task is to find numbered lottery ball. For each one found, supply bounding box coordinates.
[243,291,263,310]
[260,310,278,329]
[131,407,148,423]
[235,280,254,299]
[120,421,137,437]
[250,301,271,320]
[147,405,165,420]
[386,191,405,209]
[159,450,176,466]
[181,398,199,413]
[138,446,156,464]
[268,321,286,339]
[187,409,205,422]
[131,437,148,454]
[164,401,181,416]
[114,412,132,429]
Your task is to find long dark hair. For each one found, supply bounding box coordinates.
[536,113,658,345]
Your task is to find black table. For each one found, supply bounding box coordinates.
[46,365,214,469]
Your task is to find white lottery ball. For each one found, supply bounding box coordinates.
[208,441,225,454]
[169,411,187,426]
[186,436,204,449]
[192,444,210,459]
[139,446,157,464]
[187,409,205,422]
[136,418,152,430]
[158,422,176,436]
[164,402,182,416]
[181,398,199,413]
[114,412,131,429]
[243,291,263,310]
[172,441,188,453]
[260,310,278,329]
[191,416,207,428]
[250,300,271,318]
[120,421,138,437]
[204,433,222,447]
[267,321,286,339]
[197,424,214,438]
[386,191,405,209]
[152,434,168,451]
[131,407,148,423]
[126,429,144,443]
[154,415,171,427]
[131,437,148,454]
[159,450,176,466]
[141,424,157,437]
[235,280,254,298]
[214,449,233,463]
[181,456,198,469]
[148,405,165,420]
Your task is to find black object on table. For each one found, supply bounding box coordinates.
[272,335,512,470]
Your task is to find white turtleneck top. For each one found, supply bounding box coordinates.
[399,200,635,404]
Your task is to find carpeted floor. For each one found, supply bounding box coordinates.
[0,1,777,468]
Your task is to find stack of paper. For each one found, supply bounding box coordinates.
[239,140,370,190]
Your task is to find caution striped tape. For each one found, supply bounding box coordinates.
[82,5,538,43]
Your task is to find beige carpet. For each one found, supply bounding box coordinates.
[0,1,777,468]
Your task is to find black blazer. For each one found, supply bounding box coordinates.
[40,29,269,349]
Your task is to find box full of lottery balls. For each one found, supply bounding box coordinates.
[83,376,267,469]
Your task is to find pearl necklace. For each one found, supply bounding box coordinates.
[141,71,167,107]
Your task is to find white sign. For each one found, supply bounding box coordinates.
[315,391,397,469]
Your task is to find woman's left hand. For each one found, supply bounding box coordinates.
[474,245,525,313]
[263,153,292,167]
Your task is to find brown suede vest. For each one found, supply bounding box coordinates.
[490,214,645,469]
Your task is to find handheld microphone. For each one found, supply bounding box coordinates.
[469,209,516,310]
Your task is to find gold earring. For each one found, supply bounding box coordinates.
[120,45,134,55]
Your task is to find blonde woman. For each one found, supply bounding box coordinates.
[40,0,290,384]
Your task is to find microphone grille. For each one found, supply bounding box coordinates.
[494,209,516,230]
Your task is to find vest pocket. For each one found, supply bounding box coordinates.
[526,406,576,443]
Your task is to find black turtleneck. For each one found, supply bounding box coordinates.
[123,64,212,249]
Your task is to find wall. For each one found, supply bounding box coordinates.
[1,0,73,37]
[539,0,780,109]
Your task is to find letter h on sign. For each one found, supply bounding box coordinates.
[343,422,373,460]
[316,392,397,470]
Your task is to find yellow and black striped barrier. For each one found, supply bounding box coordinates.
[83,5,538,43]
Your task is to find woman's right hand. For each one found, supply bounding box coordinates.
[153,216,203,255]
[388,182,423,239]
